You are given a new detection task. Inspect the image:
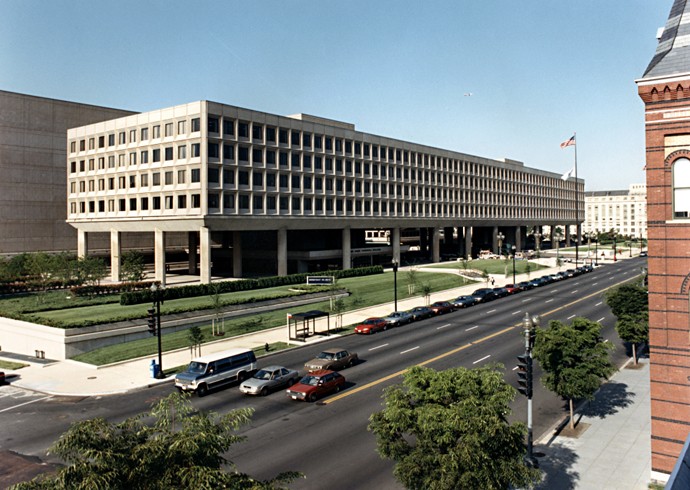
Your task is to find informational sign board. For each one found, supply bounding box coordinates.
[306,275,335,285]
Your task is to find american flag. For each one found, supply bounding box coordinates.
[560,135,576,148]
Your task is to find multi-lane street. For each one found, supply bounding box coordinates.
[0,258,646,489]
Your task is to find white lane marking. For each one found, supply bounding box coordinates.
[473,355,491,365]
[0,395,53,413]
[465,325,479,331]
[487,309,496,314]
[593,282,598,286]
[545,299,554,303]
[512,366,519,371]
[369,344,389,351]
[567,314,576,320]
[595,302,602,306]
[522,298,532,302]
[571,290,579,294]
[400,346,419,355]
[552,289,559,293]
[437,324,451,330]
[512,310,522,315]
[597,317,606,323]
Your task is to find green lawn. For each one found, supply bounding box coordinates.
[426,259,547,276]
[62,270,471,365]
[0,360,28,370]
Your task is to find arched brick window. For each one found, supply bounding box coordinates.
[673,157,690,218]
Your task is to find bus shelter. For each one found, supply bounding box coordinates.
[288,310,330,341]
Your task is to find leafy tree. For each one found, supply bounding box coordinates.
[368,365,540,490]
[76,256,108,287]
[26,252,57,299]
[405,268,418,295]
[11,392,301,490]
[121,250,147,282]
[532,317,615,430]
[605,284,649,365]
[187,326,204,358]
[420,283,432,305]
[615,312,649,365]
[605,284,648,318]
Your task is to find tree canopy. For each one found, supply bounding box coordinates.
[604,283,648,318]
[368,365,540,490]
[11,393,301,490]
[532,317,615,429]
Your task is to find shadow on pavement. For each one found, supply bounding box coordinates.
[534,444,579,489]
[578,382,635,419]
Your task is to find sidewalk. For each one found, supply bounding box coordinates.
[0,257,654,488]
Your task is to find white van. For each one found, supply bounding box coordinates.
[174,348,257,397]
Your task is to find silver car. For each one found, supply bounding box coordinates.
[383,310,413,327]
[239,365,300,396]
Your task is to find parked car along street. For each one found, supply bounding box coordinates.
[451,295,478,308]
[430,301,454,315]
[382,311,413,327]
[408,306,434,321]
[354,317,388,334]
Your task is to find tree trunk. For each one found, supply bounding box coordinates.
[633,343,638,365]
[569,398,575,430]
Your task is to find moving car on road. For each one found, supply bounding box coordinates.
[174,348,258,397]
[383,311,414,327]
[305,348,358,371]
[239,365,300,396]
[354,317,388,334]
[286,370,345,402]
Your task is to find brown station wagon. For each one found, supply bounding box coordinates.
[304,348,358,372]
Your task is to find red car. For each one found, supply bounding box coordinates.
[430,301,454,315]
[286,370,345,402]
[354,317,388,334]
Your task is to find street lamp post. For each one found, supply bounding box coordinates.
[518,312,541,468]
[613,232,617,262]
[392,259,399,312]
[511,245,516,284]
[534,231,542,259]
[150,283,165,379]
[497,232,504,256]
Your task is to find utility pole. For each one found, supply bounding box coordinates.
[517,312,540,468]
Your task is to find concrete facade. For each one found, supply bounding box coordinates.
[0,90,135,255]
[637,0,690,481]
[584,184,648,238]
[67,100,584,283]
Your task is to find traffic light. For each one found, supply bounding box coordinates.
[147,308,157,336]
[516,354,533,398]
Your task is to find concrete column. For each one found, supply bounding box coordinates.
[188,231,198,275]
[200,227,211,284]
[492,226,499,254]
[565,226,571,247]
[77,229,88,258]
[342,227,351,270]
[515,226,522,252]
[464,226,472,259]
[233,232,242,278]
[110,230,121,282]
[391,227,401,263]
[432,227,441,262]
[154,228,166,286]
[277,228,288,276]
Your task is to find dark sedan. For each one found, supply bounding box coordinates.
[408,306,434,321]
[430,301,454,315]
[471,288,496,303]
[451,295,478,308]
[492,287,509,298]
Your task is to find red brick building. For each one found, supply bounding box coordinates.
[637,0,690,480]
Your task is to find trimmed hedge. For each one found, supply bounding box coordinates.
[120,266,383,306]
[70,280,155,297]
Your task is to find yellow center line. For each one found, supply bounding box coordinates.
[323,275,636,405]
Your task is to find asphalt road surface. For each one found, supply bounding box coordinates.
[0,258,645,489]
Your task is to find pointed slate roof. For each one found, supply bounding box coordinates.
[643,0,690,79]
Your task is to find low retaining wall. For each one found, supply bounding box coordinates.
[0,291,347,360]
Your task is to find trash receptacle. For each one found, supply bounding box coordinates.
[150,359,159,378]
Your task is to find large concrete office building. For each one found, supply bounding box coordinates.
[637,0,690,481]
[0,90,135,255]
[584,183,648,238]
[67,100,583,284]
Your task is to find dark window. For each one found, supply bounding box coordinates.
[325,137,333,151]
[208,193,219,208]
[266,127,276,142]
[208,117,219,133]
[191,118,201,132]
[191,169,201,182]
[291,152,300,168]
[252,171,263,188]
[165,147,173,161]
[252,124,262,140]
[152,149,161,162]
[223,119,234,136]
[208,168,219,183]
[266,150,276,165]
[279,174,288,188]
[303,133,311,147]
[239,194,249,209]
[238,122,249,138]
[223,144,234,160]
[291,131,300,146]
[291,175,300,189]
[239,171,249,186]
[208,143,219,159]
[223,169,235,185]
[292,197,301,210]
[279,129,288,144]
[279,151,288,167]
[238,146,249,161]
[252,148,263,163]
[191,144,200,157]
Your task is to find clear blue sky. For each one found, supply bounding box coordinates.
[0,1,672,191]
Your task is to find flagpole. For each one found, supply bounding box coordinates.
[574,132,579,266]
